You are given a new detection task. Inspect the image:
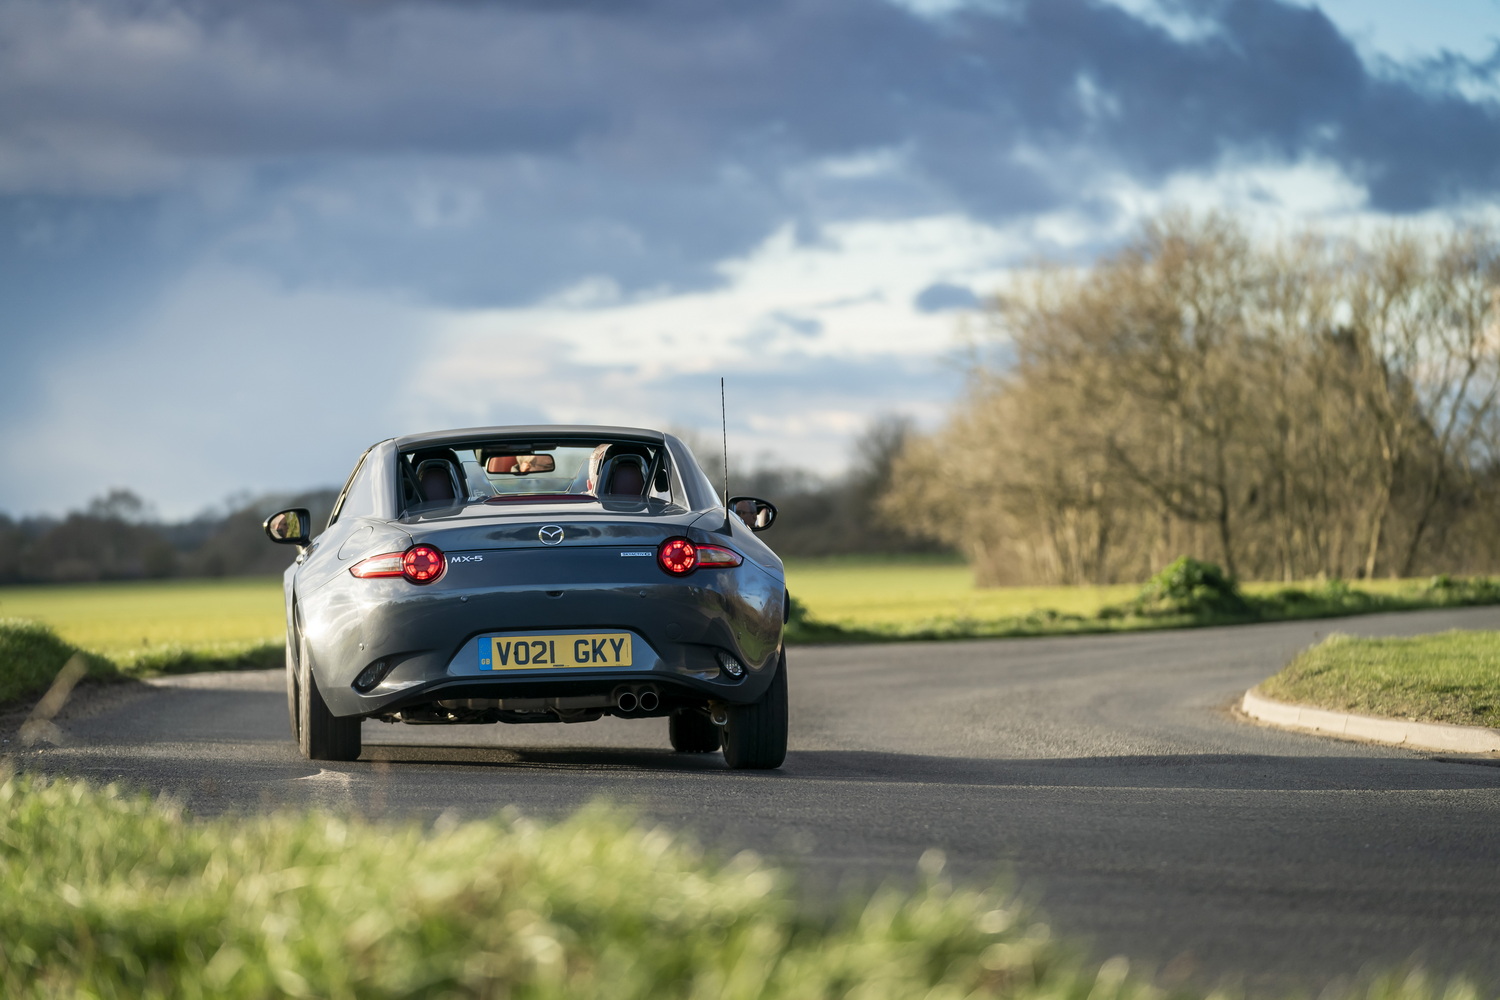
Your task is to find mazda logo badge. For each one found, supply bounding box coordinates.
[538,525,565,545]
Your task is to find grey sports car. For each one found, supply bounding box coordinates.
[263,425,788,768]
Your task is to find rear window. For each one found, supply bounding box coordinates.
[399,439,674,512]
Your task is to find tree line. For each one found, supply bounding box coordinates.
[684,418,944,559]
[0,489,339,585]
[886,214,1500,585]
[0,422,942,585]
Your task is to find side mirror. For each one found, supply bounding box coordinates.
[729,496,777,532]
[264,508,312,546]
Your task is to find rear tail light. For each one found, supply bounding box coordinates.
[402,544,445,583]
[350,544,446,584]
[657,538,741,576]
[658,538,697,575]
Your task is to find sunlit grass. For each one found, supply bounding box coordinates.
[0,578,285,663]
[785,557,1138,624]
[785,556,1448,633]
[1261,630,1500,728]
[0,564,1487,668]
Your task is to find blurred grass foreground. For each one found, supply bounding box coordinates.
[0,771,1089,1000]
[0,770,1483,1000]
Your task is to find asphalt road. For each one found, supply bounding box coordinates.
[8,607,1500,996]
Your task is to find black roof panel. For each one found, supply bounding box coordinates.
[393,425,666,451]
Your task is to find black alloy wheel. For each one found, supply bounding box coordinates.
[669,709,721,753]
[721,649,788,770]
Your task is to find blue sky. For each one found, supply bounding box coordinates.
[2,0,1499,517]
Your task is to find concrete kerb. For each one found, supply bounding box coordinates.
[1241,687,1500,754]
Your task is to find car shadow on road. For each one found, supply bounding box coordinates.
[361,742,734,773]
[355,741,1500,792]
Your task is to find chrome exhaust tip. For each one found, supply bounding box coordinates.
[638,689,659,713]
[616,690,639,713]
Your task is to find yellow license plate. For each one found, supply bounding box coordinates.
[483,633,633,670]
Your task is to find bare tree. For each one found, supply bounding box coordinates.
[885,214,1500,585]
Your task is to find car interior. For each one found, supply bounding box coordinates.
[398,441,672,512]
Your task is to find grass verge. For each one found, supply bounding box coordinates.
[0,618,281,708]
[0,770,1483,1000]
[0,619,119,706]
[1260,631,1500,729]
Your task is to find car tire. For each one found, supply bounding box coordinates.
[721,649,787,770]
[286,603,305,742]
[284,631,300,742]
[669,710,721,753]
[297,629,362,762]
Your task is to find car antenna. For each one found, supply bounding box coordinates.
[721,376,733,534]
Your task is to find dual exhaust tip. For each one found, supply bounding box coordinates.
[614,687,659,714]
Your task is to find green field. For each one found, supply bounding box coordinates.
[781,556,1475,641]
[786,557,1415,628]
[0,578,285,664]
[784,556,1139,625]
[0,561,1147,660]
[1261,630,1500,729]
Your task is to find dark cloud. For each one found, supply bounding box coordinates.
[914,282,981,313]
[2,0,1498,341]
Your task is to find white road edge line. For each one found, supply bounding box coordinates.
[1241,688,1500,754]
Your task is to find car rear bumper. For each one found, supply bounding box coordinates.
[359,666,772,725]
[298,560,784,718]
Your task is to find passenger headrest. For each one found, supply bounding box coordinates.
[602,455,648,497]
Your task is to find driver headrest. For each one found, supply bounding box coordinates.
[415,459,459,502]
[408,447,468,496]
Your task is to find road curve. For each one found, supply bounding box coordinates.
[8,607,1500,996]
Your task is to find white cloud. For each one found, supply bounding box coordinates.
[1100,155,1500,242]
[1,217,1000,515]
[1095,0,1226,44]
[1109,157,1370,227]
[402,216,1005,469]
[412,215,1017,389]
